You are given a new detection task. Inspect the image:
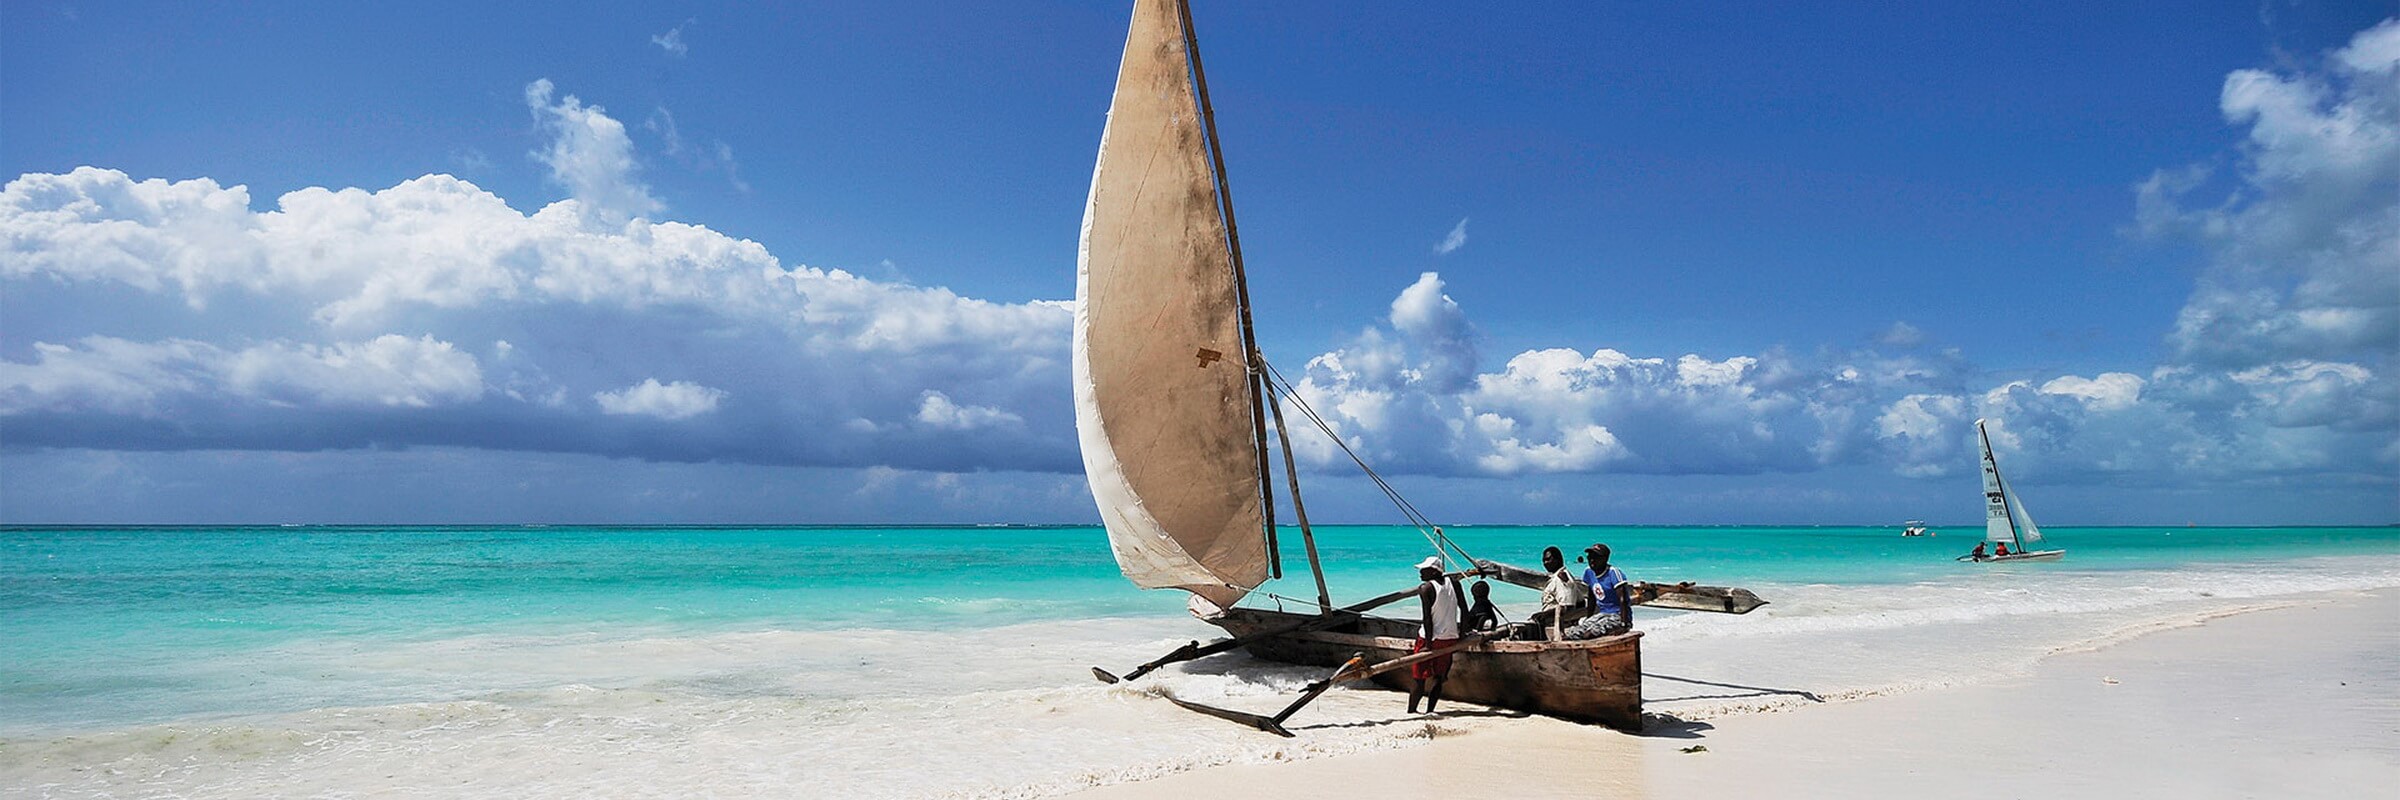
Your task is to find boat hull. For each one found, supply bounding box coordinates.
[1202,606,1644,731]
[1968,549,2066,562]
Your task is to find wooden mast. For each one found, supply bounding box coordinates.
[1265,381,1333,609]
[1979,422,2024,551]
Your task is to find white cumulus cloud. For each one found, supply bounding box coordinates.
[0,156,1070,469]
[914,390,1024,431]
[227,335,484,409]
[595,378,725,420]
[1388,272,1477,392]
[1,334,483,415]
[2137,18,2399,369]
[2038,373,2144,411]
[525,79,662,228]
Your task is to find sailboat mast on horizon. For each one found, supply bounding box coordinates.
[1970,418,2066,563]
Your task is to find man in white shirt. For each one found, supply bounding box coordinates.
[1408,556,1463,714]
[1533,546,1590,640]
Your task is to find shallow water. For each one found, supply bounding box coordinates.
[4,524,2396,797]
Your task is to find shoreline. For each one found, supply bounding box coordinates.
[7,539,2395,798]
[1069,587,2400,799]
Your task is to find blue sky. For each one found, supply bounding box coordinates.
[3,1,2394,525]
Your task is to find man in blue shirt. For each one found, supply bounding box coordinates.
[1562,543,1632,640]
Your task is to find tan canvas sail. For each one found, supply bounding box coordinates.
[1073,0,1269,608]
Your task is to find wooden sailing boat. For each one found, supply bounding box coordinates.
[1966,418,2065,562]
[1073,0,1649,733]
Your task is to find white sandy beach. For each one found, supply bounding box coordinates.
[9,555,2395,799]
[1073,588,2400,799]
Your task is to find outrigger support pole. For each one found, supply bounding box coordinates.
[1090,585,1418,684]
[1169,653,1362,738]
[1167,633,1493,737]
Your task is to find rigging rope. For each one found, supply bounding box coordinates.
[1258,358,1480,570]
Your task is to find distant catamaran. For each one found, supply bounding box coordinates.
[1967,418,2065,562]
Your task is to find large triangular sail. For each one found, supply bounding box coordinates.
[1976,418,2029,549]
[1073,0,1271,608]
[2008,487,2045,545]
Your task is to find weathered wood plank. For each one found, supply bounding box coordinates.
[1623,581,1768,614]
[1477,559,1768,615]
[1205,607,1646,731]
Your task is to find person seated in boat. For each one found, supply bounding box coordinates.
[1995,542,2011,557]
[1563,543,1632,640]
[1530,546,1590,640]
[1970,542,1988,561]
[1461,580,1500,633]
[1409,556,1464,715]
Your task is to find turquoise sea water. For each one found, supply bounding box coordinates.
[5,523,2397,797]
[7,524,2395,730]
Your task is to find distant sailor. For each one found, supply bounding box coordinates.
[1408,555,1464,714]
[1562,543,1632,640]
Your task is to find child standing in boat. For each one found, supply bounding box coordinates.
[1461,580,1500,633]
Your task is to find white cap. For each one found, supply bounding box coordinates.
[1416,556,1444,571]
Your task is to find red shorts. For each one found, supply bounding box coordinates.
[1411,637,1458,680]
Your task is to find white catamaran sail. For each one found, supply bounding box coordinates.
[1073,0,1272,609]
[1975,418,2063,561]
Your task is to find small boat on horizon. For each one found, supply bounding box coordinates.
[1902,519,1932,537]
[1961,418,2065,563]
